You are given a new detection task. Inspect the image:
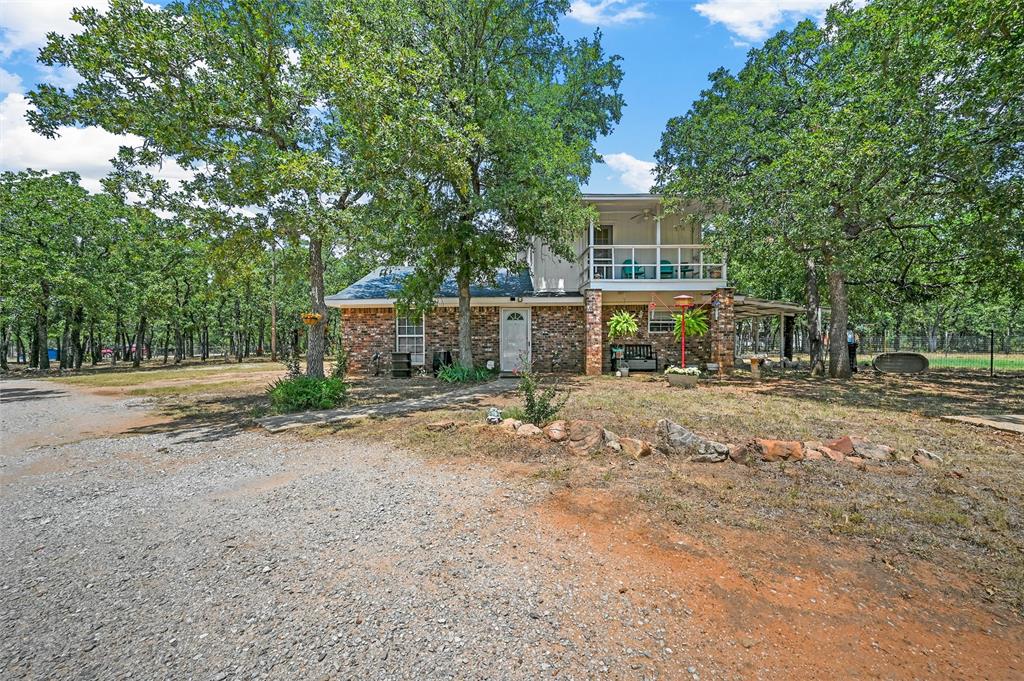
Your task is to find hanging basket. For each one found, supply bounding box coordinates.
[300,312,323,326]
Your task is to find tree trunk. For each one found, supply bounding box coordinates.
[174,326,183,364]
[233,297,243,364]
[270,243,278,361]
[805,256,825,376]
[0,323,9,371]
[306,235,328,377]
[36,280,50,370]
[827,268,851,379]
[456,264,474,368]
[71,306,84,370]
[133,315,147,368]
[162,324,170,364]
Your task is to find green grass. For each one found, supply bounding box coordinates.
[920,353,1023,371]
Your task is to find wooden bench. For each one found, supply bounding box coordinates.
[620,344,658,371]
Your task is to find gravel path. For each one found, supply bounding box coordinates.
[0,380,695,680]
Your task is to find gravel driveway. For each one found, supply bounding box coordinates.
[0,380,691,680]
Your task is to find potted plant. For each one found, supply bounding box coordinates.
[607,310,639,376]
[664,365,701,387]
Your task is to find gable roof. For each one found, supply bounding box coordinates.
[326,267,535,303]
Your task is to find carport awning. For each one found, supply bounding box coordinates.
[732,295,805,319]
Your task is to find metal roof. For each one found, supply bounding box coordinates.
[732,295,805,318]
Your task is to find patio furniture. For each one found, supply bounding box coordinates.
[621,259,646,279]
[659,259,675,279]
[622,344,658,371]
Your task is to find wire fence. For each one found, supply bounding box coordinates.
[738,327,1024,375]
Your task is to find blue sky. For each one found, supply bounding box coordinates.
[0,0,835,193]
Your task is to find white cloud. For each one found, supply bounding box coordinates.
[0,66,23,93]
[0,0,109,58]
[0,92,191,193]
[693,0,833,42]
[602,152,655,192]
[568,0,652,26]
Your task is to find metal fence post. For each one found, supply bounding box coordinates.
[990,329,995,377]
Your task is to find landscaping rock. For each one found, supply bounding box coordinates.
[843,455,867,471]
[426,420,457,432]
[728,441,758,466]
[655,419,728,462]
[851,437,894,461]
[603,429,620,444]
[912,452,939,469]
[915,448,943,463]
[543,420,568,443]
[567,420,605,456]
[804,449,823,461]
[820,447,846,463]
[516,424,542,437]
[606,440,622,453]
[619,438,653,459]
[826,436,856,456]
[755,439,804,462]
[500,419,523,432]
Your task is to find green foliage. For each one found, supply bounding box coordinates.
[370,0,625,366]
[267,375,347,413]
[518,369,569,426]
[673,308,709,343]
[332,347,349,380]
[501,406,528,422]
[437,364,494,383]
[607,310,639,341]
[655,0,1023,376]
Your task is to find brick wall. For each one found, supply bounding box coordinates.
[424,306,500,368]
[340,307,395,374]
[531,306,585,373]
[601,305,681,372]
[708,288,735,370]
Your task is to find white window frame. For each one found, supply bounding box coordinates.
[648,309,675,334]
[395,314,425,365]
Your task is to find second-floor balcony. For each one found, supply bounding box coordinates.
[581,244,727,287]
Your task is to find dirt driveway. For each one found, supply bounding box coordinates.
[1,378,1021,679]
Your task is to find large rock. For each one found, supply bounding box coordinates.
[543,420,568,443]
[567,420,605,456]
[516,423,543,437]
[620,437,654,459]
[655,419,729,462]
[755,439,805,462]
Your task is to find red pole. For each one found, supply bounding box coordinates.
[674,294,694,369]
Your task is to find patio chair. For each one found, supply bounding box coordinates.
[621,259,645,279]
[659,259,675,279]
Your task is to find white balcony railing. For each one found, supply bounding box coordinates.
[582,244,726,283]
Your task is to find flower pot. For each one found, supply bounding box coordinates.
[665,373,699,388]
[618,365,630,377]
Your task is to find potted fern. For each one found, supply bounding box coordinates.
[607,310,639,376]
[665,308,710,386]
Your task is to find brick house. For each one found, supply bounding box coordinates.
[328,194,797,375]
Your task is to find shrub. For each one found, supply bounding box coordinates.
[268,375,347,413]
[437,364,494,383]
[607,310,639,341]
[518,369,570,426]
[501,405,527,421]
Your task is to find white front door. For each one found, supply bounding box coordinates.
[500,308,531,372]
